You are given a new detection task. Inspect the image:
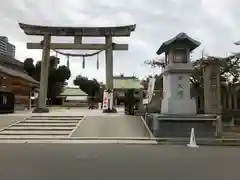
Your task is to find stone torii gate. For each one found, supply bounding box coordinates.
[19,23,136,113]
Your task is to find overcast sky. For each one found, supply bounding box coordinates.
[0,0,240,84]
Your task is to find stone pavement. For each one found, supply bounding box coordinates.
[9,107,125,117]
[71,115,150,138]
[0,115,28,130]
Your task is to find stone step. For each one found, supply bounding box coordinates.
[30,116,83,120]
[6,127,74,131]
[0,135,66,138]
[155,117,216,121]
[23,120,80,123]
[0,131,70,135]
[12,123,77,127]
[28,118,83,120]
[155,114,216,119]
[31,116,84,117]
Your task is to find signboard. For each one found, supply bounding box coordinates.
[142,98,149,105]
[102,90,114,110]
[102,91,109,110]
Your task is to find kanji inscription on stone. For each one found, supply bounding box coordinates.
[177,90,184,98]
[177,84,184,98]
[178,76,183,80]
[178,84,184,89]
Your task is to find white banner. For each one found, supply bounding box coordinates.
[147,77,156,103]
[109,91,114,109]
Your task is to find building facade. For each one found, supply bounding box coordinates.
[113,75,144,104]
[0,36,15,58]
[0,54,39,110]
[59,87,88,107]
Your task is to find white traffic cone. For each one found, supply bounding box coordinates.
[187,128,199,148]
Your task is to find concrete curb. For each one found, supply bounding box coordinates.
[0,139,158,144]
[0,136,240,146]
[156,138,240,146]
[68,116,86,137]
[140,116,154,138]
[0,137,158,140]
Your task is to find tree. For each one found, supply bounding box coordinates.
[34,61,41,81]
[23,56,71,104]
[23,58,34,76]
[144,53,240,95]
[140,79,148,90]
[73,75,100,98]
[140,74,163,90]
[55,65,71,82]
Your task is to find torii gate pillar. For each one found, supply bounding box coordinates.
[105,36,114,90]
[33,33,51,113]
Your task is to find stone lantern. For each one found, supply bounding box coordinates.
[157,32,201,114]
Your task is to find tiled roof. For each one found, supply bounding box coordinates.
[60,87,87,96]
[0,64,39,85]
[157,32,201,55]
[113,78,143,89]
[0,54,39,85]
[0,54,24,69]
[19,22,136,37]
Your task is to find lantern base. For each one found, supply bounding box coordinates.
[32,107,49,113]
[102,108,117,113]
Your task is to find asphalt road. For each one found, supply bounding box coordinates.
[0,144,239,180]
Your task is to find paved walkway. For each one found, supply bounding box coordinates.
[0,116,28,130]
[8,107,125,117]
[71,115,151,138]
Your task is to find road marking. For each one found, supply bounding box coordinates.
[68,116,86,137]
[140,116,155,138]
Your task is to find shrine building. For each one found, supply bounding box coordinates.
[0,53,39,110]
